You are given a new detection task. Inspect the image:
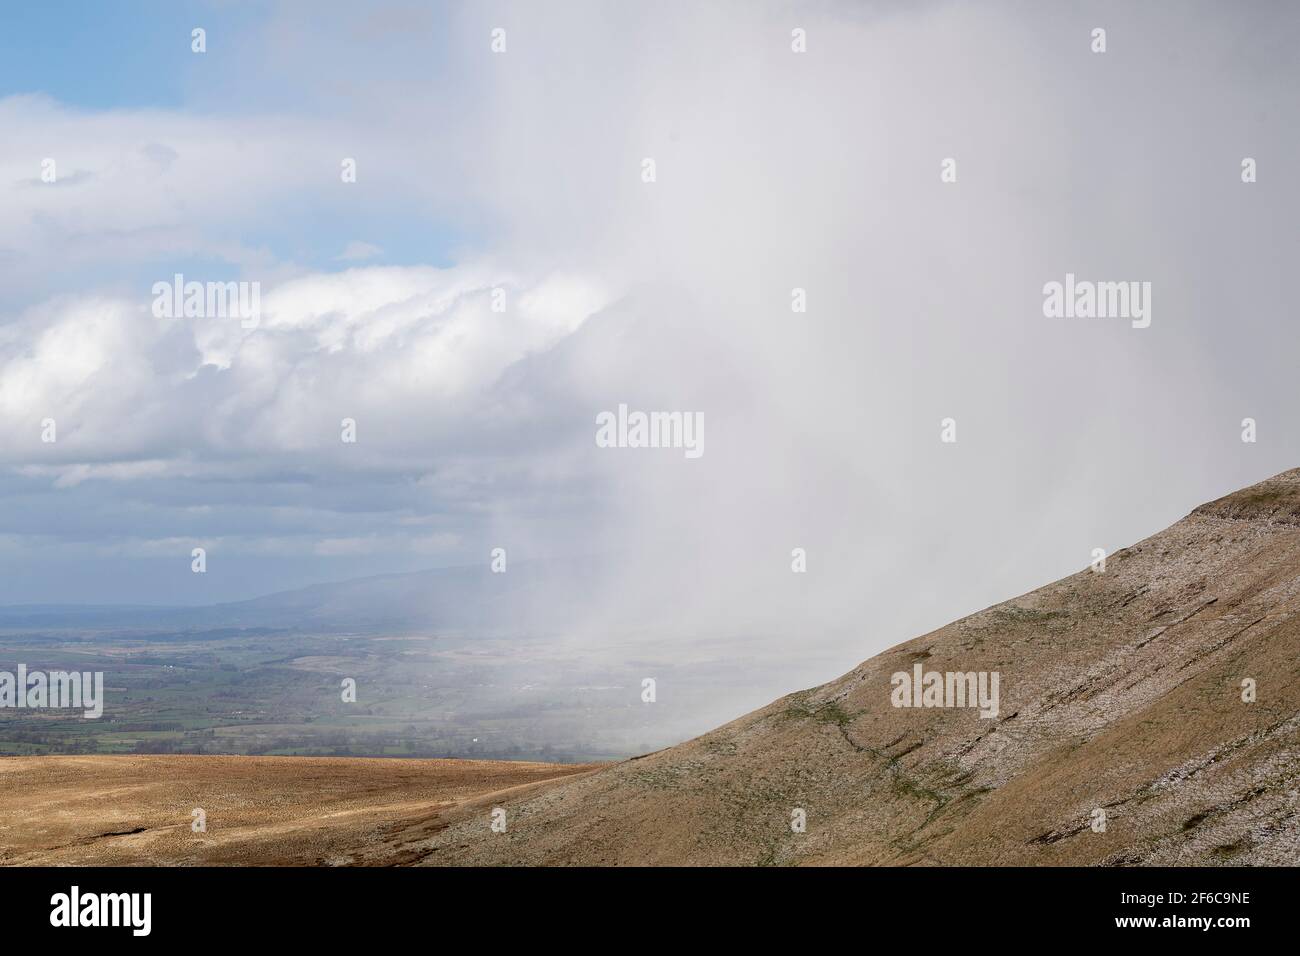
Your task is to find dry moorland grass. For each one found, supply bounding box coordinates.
[0,754,599,865]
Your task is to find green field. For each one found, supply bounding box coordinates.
[0,626,769,762]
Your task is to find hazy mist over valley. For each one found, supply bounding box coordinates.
[0,557,847,761]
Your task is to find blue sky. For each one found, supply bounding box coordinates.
[0,0,470,301]
[0,1,258,110]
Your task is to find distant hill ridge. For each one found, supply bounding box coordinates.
[0,557,606,634]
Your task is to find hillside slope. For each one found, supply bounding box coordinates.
[413,469,1300,865]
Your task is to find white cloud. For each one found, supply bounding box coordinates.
[0,264,612,470]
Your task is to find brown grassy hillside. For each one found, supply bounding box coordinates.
[0,755,598,865]
[415,469,1300,865]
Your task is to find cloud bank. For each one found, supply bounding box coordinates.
[1,3,1297,694]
